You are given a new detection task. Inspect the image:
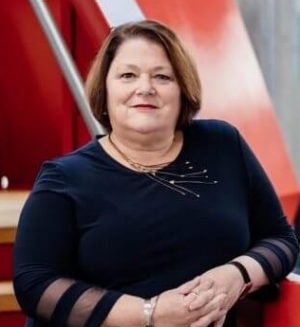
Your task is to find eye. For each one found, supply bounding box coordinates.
[120,72,136,79]
[154,74,171,81]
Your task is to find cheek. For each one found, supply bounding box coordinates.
[168,85,181,101]
[169,92,181,119]
[107,88,123,110]
[167,89,181,109]
[108,86,132,107]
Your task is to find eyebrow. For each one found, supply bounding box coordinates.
[118,64,172,71]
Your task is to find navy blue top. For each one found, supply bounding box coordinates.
[13,120,299,327]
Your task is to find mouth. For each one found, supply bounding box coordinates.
[131,104,158,110]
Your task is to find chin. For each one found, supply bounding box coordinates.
[127,124,163,135]
[132,127,159,135]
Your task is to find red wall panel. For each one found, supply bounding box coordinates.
[0,312,26,327]
[0,0,111,189]
[0,0,70,188]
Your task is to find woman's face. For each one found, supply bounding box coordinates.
[106,37,181,135]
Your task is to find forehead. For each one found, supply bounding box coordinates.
[110,37,172,68]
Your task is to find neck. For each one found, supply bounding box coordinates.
[107,130,182,168]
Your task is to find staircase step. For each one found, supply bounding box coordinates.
[0,191,29,244]
[0,191,29,280]
[0,281,20,312]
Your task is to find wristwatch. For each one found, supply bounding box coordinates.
[227,261,253,298]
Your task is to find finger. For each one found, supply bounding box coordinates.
[194,279,215,293]
[214,315,226,327]
[188,279,215,301]
[189,292,226,312]
[178,276,201,294]
[179,277,214,295]
[186,289,215,310]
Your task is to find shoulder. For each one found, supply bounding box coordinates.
[187,119,240,144]
[57,136,101,165]
[53,137,100,171]
[51,137,105,181]
[33,138,101,193]
[189,118,237,133]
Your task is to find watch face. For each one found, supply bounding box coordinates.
[240,282,253,298]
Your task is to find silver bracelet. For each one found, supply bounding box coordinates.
[143,298,156,327]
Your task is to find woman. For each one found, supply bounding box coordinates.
[14,20,299,327]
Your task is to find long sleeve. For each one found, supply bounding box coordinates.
[13,162,122,327]
[236,131,299,283]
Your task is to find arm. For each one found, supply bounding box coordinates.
[14,191,123,327]
[13,162,123,327]
[201,128,299,293]
[238,130,299,285]
[187,127,299,326]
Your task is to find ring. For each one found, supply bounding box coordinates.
[190,291,199,297]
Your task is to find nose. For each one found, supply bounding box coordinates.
[136,75,155,95]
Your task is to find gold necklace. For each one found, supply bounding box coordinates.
[108,133,174,173]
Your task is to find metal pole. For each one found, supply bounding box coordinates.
[29,0,105,136]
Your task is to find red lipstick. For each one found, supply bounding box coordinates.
[132,104,158,109]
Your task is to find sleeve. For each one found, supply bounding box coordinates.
[236,131,299,283]
[13,161,122,327]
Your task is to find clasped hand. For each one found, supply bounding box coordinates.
[153,265,245,327]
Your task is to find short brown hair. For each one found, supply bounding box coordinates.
[85,20,201,131]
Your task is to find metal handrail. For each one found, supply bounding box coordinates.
[28,0,105,136]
